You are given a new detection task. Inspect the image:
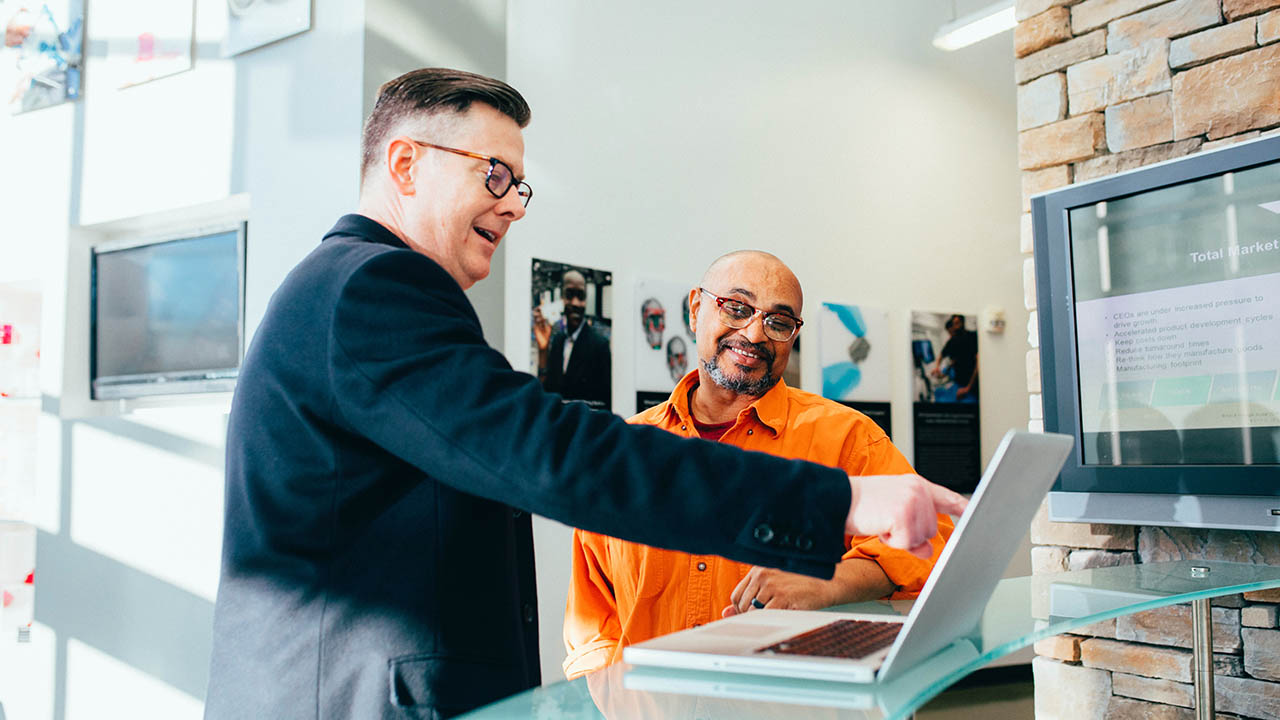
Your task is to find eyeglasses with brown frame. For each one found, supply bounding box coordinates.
[698,288,803,342]
[408,139,533,207]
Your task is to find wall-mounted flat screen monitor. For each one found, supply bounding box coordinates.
[91,223,246,399]
[1032,135,1280,531]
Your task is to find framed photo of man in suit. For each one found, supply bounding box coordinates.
[531,259,613,411]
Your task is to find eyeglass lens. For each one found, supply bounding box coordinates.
[485,160,532,207]
[718,299,798,341]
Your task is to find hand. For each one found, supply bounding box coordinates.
[847,475,967,558]
[956,385,970,399]
[722,566,836,618]
[532,308,552,351]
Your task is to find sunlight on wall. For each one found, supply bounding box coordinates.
[0,104,74,286]
[33,414,63,536]
[78,0,235,225]
[0,621,57,720]
[66,636,201,720]
[69,421,223,602]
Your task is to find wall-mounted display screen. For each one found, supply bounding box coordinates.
[1067,164,1280,466]
[91,224,245,399]
[1033,134,1280,529]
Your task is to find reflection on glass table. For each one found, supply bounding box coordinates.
[460,561,1280,720]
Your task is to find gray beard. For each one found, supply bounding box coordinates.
[703,356,777,397]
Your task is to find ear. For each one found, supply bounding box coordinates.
[384,137,418,196]
[688,288,701,332]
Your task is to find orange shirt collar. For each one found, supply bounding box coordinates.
[664,369,789,437]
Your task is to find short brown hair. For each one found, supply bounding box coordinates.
[360,68,531,181]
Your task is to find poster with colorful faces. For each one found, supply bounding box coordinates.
[634,278,696,397]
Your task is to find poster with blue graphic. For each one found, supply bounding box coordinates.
[1,0,83,113]
[820,303,891,436]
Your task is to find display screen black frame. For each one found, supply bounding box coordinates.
[89,222,247,400]
[1032,134,1280,497]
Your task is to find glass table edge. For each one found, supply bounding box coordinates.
[461,561,1280,719]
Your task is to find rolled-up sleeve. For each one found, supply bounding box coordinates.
[564,530,622,679]
[839,431,955,599]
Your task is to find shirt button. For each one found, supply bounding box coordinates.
[697,562,707,571]
[681,425,687,431]
[753,524,774,543]
[747,429,753,435]
[523,603,535,623]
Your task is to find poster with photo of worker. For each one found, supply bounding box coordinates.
[910,310,980,492]
[820,302,892,437]
[634,278,695,412]
[532,259,613,412]
[1,0,83,114]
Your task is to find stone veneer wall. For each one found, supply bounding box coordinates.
[1015,0,1280,718]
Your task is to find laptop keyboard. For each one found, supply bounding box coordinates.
[756,620,902,660]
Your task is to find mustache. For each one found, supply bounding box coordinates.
[716,337,774,364]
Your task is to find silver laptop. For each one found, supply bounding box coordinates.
[622,429,1074,683]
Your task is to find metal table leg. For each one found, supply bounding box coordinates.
[1192,597,1215,720]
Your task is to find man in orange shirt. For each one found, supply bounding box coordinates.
[563,251,955,679]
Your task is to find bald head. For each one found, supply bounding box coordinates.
[700,251,803,317]
[691,250,804,397]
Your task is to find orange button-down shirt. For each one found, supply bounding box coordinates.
[563,372,955,679]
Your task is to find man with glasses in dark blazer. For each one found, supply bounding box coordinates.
[205,67,966,720]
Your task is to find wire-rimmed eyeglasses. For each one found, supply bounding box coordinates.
[699,288,803,342]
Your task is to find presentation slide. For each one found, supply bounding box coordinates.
[1076,268,1280,435]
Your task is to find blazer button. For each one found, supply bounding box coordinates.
[697,562,707,571]
[512,509,524,519]
[753,524,774,544]
[523,603,535,623]
[798,536,814,551]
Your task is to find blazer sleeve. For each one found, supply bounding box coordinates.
[563,529,621,679]
[328,251,851,577]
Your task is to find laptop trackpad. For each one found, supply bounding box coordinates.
[700,623,792,639]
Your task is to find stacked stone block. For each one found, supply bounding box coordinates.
[1017,4,1280,716]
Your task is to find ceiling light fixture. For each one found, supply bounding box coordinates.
[932,0,1016,51]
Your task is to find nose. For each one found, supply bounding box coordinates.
[739,313,769,344]
[497,187,527,221]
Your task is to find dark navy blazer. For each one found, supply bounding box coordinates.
[205,215,851,719]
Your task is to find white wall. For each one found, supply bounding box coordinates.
[505,0,1026,682]
[1,0,368,715]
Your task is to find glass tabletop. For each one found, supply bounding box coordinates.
[460,560,1280,720]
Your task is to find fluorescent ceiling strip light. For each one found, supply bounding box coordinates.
[933,0,1016,51]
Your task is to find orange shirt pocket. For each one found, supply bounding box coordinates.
[604,537,673,600]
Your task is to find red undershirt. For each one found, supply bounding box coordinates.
[687,386,735,441]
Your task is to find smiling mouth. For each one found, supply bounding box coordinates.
[720,341,772,369]
[474,227,499,243]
